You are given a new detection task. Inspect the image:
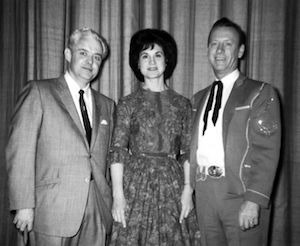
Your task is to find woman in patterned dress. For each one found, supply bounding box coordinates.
[108,29,201,246]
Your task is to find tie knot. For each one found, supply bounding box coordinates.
[79,89,84,96]
[213,80,223,86]
[211,80,223,92]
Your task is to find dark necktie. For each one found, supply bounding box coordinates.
[79,90,92,145]
[202,80,223,135]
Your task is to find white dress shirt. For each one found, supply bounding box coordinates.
[64,72,93,130]
[197,69,240,177]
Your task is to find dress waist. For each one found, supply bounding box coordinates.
[137,152,176,160]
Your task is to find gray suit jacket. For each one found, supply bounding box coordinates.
[6,76,114,237]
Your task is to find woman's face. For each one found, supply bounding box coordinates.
[138,43,166,81]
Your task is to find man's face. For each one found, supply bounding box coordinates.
[65,35,103,88]
[207,26,245,79]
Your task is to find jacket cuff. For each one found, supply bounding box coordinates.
[244,189,270,208]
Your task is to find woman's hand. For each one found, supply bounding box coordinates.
[179,184,194,223]
[112,193,128,228]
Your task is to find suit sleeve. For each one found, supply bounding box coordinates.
[106,99,115,182]
[244,83,281,208]
[6,81,42,210]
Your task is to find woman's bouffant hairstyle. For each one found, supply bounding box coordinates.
[129,29,177,82]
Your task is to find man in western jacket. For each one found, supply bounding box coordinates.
[6,28,114,246]
[189,18,281,246]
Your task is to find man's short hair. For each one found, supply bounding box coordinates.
[68,27,108,59]
[207,17,246,48]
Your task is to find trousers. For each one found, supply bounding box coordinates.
[195,176,270,246]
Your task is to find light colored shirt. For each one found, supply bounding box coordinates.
[197,69,240,176]
[64,72,93,130]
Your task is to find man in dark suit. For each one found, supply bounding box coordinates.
[6,28,114,245]
[189,18,281,246]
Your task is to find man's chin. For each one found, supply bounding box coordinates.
[212,62,227,69]
[81,72,96,80]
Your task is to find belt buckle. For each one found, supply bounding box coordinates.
[207,166,223,178]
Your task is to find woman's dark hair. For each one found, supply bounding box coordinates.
[129,29,177,82]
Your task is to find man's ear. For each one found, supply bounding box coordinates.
[238,44,245,59]
[64,48,72,62]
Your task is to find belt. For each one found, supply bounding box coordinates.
[196,165,224,181]
[139,152,176,160]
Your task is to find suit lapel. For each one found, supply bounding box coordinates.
[222,74,247,147]
[54,76,88,146]
[90,90,101,149]
[190,87,211,179]
[191,88,210,152]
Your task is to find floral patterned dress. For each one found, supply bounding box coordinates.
[108,87,201,246]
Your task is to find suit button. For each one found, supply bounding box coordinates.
[85,178,90,182]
